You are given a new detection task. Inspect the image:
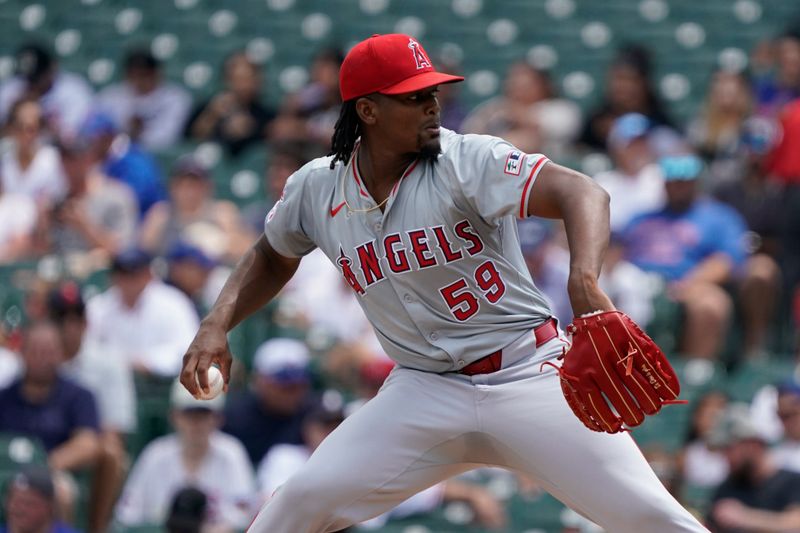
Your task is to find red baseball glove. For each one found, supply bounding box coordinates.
[545,310,684,434]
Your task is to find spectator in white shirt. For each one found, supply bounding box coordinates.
[0,182,37,263]
[97,50,191,152]
[115,378,256,530]
[0,43,93,138]
[593,113,666,233]
[1,97,66,205]
[86,248,199,377]
[47,282,135,533]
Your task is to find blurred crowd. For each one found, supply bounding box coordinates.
[1,22,800,533]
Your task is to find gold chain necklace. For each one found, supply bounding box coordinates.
[344,194,390,214]
[342,149,391,214]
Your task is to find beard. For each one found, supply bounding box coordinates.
[419,137,441,162]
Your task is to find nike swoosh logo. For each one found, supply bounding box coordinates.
[330,201,346,217]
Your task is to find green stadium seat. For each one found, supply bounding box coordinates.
[0,432,48,470]
[725,358,797,403]
[129,375,174,459]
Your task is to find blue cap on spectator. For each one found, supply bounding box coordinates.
[608,113,651,148]
[79,111,118,141]
[741,116,779,155]
[167,242,216,270]
[659,154,703,181]
[253,338,311,384]
[111,247,152,273]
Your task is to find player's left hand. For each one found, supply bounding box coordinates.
[546,310,684,434]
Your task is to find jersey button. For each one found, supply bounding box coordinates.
[457,359,465,367]
[403,294,413,303]
[374,222,382,232]
[429,332,439,341]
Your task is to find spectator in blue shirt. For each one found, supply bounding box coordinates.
[623,155,746,359]
[222,338,316,464]
[0,320,100,519]
[81,112,166,216]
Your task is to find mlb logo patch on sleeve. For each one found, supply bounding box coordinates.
[504,150,525,176]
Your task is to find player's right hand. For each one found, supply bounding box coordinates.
[180,322,232,399]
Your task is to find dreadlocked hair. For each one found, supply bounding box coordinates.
[329,100,361,169]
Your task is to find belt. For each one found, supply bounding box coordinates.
[458,318,558,376]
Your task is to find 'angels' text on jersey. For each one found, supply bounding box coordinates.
[335,219,484,295]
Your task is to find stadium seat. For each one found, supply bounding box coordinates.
[725,358,797,403]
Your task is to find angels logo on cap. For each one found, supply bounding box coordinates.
[408,38,431,70]
[339,34,463,102]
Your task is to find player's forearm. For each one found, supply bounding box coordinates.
[203,235,299,332]
[528,163,613,314]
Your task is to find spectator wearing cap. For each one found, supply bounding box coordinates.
[622,154,755,359]
[47,281,135,533]
[0,43,93,138]
[0,97,66,208]
[222,338,316,464]
[185,51,276,156]
[115,378,255,530]
[593,113,666,232]
[139,154,254,263]
[42,134,138,260]
[80,112,166,216]
[0,465,81,533]
[85,247,199,376]
[97,49,191,151]
[771,382,800,473]
[0,320,100,518]
[707,404,800,532]
[165,241,224,316]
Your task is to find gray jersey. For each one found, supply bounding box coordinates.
[264,128,554,372]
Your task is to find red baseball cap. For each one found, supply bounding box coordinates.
[339,34,464,102]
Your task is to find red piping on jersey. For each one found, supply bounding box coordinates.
[351,147,370,198]
[519,157,548,218]
[392,159,420,196]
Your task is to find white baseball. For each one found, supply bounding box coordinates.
[196,366,224,400]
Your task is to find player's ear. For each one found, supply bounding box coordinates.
[355,96,378,126]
